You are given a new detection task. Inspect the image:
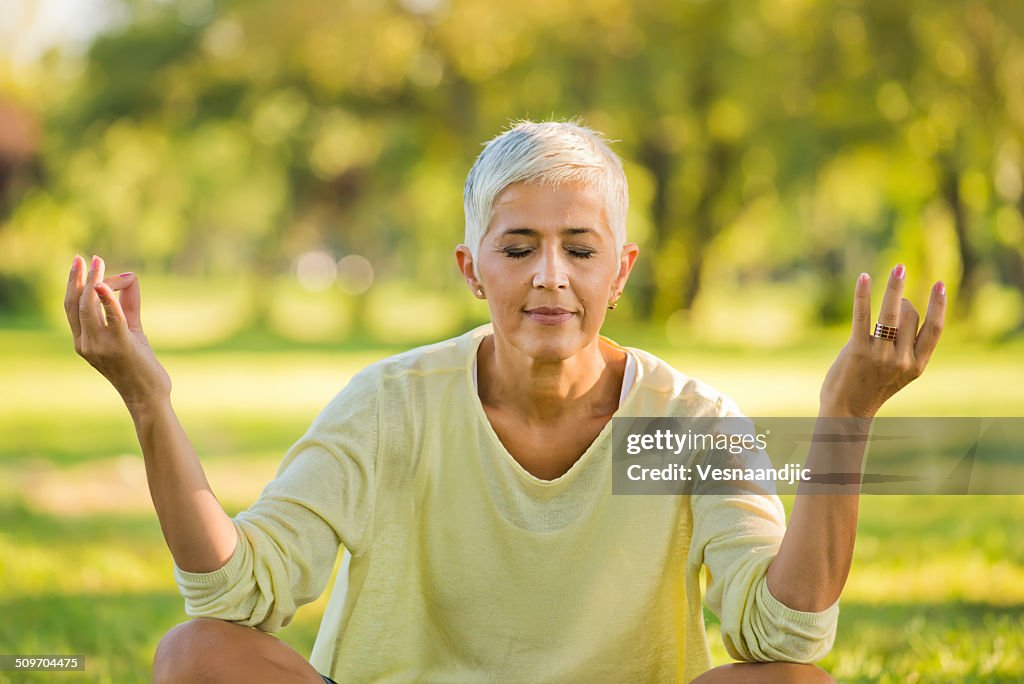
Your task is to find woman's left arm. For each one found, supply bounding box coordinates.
[765,265,946,612]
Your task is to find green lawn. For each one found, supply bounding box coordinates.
[2,326,1023,683]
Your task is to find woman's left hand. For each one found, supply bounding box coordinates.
[820,264,946,418]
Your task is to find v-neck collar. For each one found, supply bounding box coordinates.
[463,325,643,487]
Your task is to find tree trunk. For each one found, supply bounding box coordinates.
[635,135,675,320]
[680,140,731,312]
[943,162,979,318]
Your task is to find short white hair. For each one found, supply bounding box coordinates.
[463,118,629,259]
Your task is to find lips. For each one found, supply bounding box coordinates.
[524,306,575,325]
[525,307,573,315]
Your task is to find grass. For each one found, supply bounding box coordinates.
[2,323,1023,682]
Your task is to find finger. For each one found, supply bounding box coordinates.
[118,274,143,332]
[895,298,919,358]
[102,271,135,292]
[64,255,85,341]
[850,272,872,347]
[914,281,947,367]
[94,282,129,335]
[79,255,106,333]
[875,264,906,331]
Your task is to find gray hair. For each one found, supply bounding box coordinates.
[463,118,629,259]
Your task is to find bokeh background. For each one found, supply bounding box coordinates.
[1,0,1023,682]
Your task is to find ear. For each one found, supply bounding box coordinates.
[455,244,487,299]
[610,242,640,299]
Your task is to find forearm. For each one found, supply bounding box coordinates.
[766,266,945,612]
[765,408,871,612]
[129,398,238,573]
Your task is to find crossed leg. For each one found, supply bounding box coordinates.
[153,618,326,684]
[691,662,835,683]
[155,618,833,683]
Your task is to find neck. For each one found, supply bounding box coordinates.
[477,333,626,423]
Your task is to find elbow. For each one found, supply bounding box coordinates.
[725,627,837,665]
[183,594,292,633]
[725,579,840,663]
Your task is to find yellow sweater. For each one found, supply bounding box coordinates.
[174,324,838,682]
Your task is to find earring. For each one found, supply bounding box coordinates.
[476,288,485,298]
[608,298,619,310]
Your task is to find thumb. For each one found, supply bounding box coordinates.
[117,275,144,332]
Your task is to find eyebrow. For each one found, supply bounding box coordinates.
[499,227,597,238]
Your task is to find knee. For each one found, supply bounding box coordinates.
[153,618,244,684]
[691,662,835,684]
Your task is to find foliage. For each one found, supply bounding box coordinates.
[1,1,1023,339]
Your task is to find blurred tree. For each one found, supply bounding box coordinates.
[0,99,41,316]
[2,0,1022,336]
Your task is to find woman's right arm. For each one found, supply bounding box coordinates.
[65,254,237,573]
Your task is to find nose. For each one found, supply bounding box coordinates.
[532,246,570,290]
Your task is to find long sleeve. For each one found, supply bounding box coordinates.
[172,367,380,632]
[688,398,839,663]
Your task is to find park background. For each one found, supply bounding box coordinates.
[1,0,1023,681]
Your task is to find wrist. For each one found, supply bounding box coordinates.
[125,393,173,424]
[818,397,878,419]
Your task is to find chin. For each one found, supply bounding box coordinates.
[512,329,593,363]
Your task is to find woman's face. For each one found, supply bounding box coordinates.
[456,180,638,363]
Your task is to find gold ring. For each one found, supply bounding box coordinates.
[873,323,898,341]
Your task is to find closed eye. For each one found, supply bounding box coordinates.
[500,247,596,259]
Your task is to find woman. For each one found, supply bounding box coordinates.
[65,120,945,683]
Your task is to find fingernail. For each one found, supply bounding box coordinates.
[859,273,869,286]
[119,272,133,278]
[893,264,905,279]
[91,255,100,270]
[935,281,945,296]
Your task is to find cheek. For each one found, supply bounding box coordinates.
[580,271,615,300]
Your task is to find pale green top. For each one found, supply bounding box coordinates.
[174,324,838,682]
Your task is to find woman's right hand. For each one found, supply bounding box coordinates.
[65,254,172,411]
